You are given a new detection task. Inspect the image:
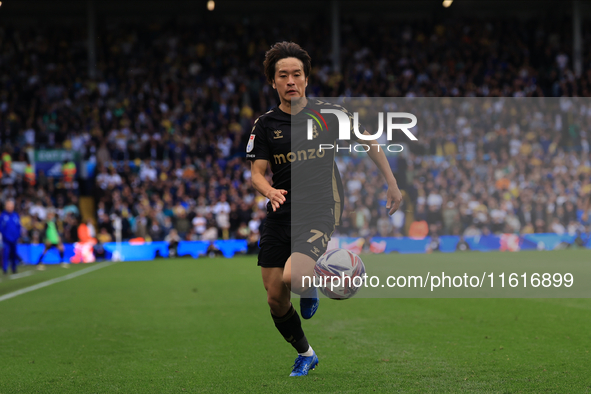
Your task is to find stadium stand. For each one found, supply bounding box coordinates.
[0,17,590,260]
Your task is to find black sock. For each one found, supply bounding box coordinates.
[272,305,310,353]
[59,250,64,261]
[37,251,46,265]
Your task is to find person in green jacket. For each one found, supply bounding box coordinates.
[37,210,67,270]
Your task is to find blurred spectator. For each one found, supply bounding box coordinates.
[173,208,191,239]
[377,208,393,237]
[63,214,79,244]
[1,199,21,274]
[63,196,80,218]
[247,229,261,255]
[148,215,163,241]
[409,220,429,239]
[212,194,231,239]
[97,228,113,244]
[202,219,219,242]
[236,222,251,240]
[456,236,471,251]
[206,241,223,258]
[165,229,181,257]
[36,210,66,269]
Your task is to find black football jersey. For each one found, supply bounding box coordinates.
[246,99,359,226]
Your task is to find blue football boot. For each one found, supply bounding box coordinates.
[289,351,319,376]
[300,287,319,319]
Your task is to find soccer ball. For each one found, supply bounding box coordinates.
[313,248,366,300]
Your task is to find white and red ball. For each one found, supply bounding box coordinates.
[313,248,366,300]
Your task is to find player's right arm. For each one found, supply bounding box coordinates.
[250,159,287,212]
[247,113,287,212]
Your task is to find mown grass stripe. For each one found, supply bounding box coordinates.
[0,261,118,302]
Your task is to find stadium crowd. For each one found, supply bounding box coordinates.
[1,17,591,251]
[335,98,591,239]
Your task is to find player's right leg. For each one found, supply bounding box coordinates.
[262,267,291,317]
[283,253,319,319]
[286,222,335,319]
[262,267,318,376]
[258,220,317,376]
[37,243,51,270]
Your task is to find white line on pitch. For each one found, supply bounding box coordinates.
[0,261,119,303]
[9,271,35,280]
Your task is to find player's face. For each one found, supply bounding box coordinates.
[5,200,14,212]
[272,57,308,103]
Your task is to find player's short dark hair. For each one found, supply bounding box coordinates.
[263,41,311,85]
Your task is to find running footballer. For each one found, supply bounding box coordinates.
[246,42,402,377]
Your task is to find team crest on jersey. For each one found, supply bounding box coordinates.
[246,135,255,152]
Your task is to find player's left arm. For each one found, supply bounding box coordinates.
[356,131,402,215]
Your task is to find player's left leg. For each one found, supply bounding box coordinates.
[287,222,334,319]
[284,252,317,292]
[283,253,319,319]
[8,242,18,274]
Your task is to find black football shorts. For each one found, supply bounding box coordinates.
[257,219,335,268]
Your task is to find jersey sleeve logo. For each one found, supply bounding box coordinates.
[246,134,256,153]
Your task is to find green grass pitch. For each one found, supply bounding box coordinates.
[1,250,590,393]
